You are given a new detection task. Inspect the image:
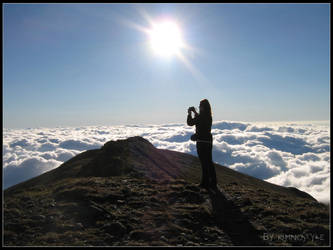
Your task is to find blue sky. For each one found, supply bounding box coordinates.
[3,3,330,128]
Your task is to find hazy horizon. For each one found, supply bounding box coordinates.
[3,119,330,130]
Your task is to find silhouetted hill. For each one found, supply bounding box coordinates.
[4,136,329,246]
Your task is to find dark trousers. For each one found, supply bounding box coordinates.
[196,141,217,187]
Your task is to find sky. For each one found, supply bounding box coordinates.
[3,3,330,128]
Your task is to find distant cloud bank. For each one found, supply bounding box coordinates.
[3,121,330,204]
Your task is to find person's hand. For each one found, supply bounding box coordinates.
[189,106,196,112]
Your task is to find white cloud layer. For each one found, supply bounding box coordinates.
[3,121,330,204]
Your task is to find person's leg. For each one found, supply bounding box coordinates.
[207,143,217,187]
[197,142,209,187]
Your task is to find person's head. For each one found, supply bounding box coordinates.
[199,99,212,117]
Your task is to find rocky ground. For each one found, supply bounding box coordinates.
[4,137,330,246]
[4,174,329,246]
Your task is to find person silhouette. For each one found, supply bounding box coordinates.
[187,99,217,189]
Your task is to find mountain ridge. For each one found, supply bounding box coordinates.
[4,136,329,246]
[5,136,317,201]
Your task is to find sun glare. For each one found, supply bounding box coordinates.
[128,11,205,83]
[148,21,184,57]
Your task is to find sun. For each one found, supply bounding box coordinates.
[148,21,184,57]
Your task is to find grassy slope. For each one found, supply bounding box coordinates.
[4,137,330,246]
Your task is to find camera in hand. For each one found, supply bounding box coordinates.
[188,106,196,113]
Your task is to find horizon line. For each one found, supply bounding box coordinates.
[3,119,330,130]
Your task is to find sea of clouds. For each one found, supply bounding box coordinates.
[3,120,330,204]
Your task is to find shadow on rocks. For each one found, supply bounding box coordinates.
[207,188,266,246]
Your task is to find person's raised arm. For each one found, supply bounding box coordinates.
[187,107,199,126]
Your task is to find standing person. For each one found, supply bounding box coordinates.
[187,99,217,189]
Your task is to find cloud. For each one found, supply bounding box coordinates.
[59,139,102,151]
[267,151,287,170]
[4,157,62,189]
[37,142,57,152]
[212,121,248,131]
[2,121,330,204]
[257,133,313,155]
[234,162,278,180]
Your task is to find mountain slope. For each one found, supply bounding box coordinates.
[4,136,329,246]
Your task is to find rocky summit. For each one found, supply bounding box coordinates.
[4,136,329,246]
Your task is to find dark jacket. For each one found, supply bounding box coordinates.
[187,113,213,141]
